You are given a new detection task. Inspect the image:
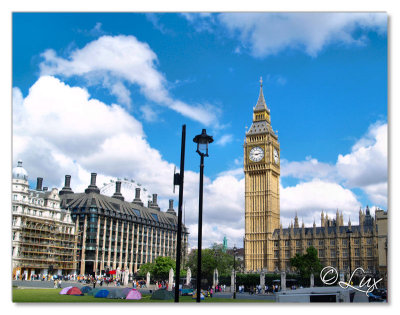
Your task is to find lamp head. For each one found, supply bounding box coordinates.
[193,129,214,157]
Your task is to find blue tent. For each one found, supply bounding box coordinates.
[94,289,110,298]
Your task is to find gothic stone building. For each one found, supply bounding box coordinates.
[59,172,189,276]
[244,79,388,280]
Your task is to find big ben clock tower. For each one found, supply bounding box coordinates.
[244,78,280,272]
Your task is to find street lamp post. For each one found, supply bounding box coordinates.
[346,229,353,281]
[233,245,237,299]
[193,129,213,303]
[174,125,186,303]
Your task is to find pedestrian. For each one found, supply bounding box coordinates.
[210,288,213,298]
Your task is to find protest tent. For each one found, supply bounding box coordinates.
[122,287,132,296]
[81,286,92,294]
[150,289,174,300]
[94,289,110,298]
[87,288,102,296]
[59,286,73,295]
[126,289,142,300]
[66,287,83,296]
[106,288,126,299]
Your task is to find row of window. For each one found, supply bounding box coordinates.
[275,238,372,247]
[274,248,374,258]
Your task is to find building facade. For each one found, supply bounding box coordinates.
[12,161,78,280]
[243,80,388,280]
[59,172,189,276]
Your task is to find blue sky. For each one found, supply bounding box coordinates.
[12,12,387,248]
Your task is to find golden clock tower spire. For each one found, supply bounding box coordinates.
[244,78,280,272]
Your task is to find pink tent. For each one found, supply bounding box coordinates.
[59,286,73,295]
[125,289,142,300]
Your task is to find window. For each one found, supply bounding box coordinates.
[330,239,335,245]
[355,248,360,256]
[342,249,348,258]
[319,249,325,257]
[285,250,290,258]
[274,250,279,258]
[354,239,359,245]
[307,241,312,246]
[296,240,301,247]
[12,206,17,212]
[133,209,141,217]
[33,210,37,215]
[151,214,159,222]
[274,241,279,247]
[342,239,347,246]
[13,195,18,200]
[319,240,324,246]
[330,249,336,257]
[285,240,290,246]
[367,248,373,256]
[39,211,43,217]
[367,238,372,245]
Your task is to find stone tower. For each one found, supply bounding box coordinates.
[244,78,280,272]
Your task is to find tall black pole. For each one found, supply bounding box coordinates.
[196,154,205,303]
[233,252,236,299]
[174,125,186,303]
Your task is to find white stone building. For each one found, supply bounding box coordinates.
[12,161,78,280]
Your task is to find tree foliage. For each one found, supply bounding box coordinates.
[290,246,323,278]
[185,243,236,279]
[137,256,175,281]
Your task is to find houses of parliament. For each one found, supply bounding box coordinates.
[243,79,388,280]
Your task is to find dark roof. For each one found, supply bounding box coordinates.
[60,192,188,232]
[272,225,375,237]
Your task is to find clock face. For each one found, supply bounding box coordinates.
[273,148,279,164]
[249,146,264,162]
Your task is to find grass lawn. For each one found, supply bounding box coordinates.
[12,288,274,303]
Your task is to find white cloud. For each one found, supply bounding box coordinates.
[215,134,233,146]
[39,35,220,126]
[337,122,387,187]
[140,104,159,122]
[281,156,337,181]
[337,122,387,206]
[280,179,361,226]
[188,12,386,58]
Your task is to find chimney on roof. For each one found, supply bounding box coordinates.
[166,199,176,215]
[85,173,100,194]
[150,193,160,211]
[132,187,143,206]
[59,175,74,196]
[36,177,43,191]
[112,181,124,201]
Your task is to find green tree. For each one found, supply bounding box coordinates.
[137,262,154,277]
[185,243,235,280]
[290,246,323,279]
[151,256,176,281]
